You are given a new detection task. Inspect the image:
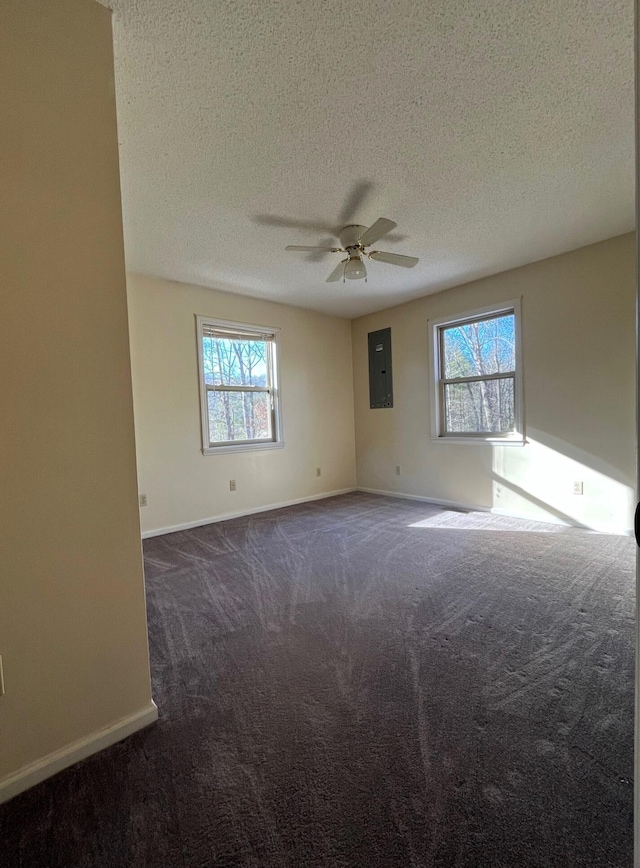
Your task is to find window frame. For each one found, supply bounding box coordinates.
[429,299,525,444]
[196,315,284,455]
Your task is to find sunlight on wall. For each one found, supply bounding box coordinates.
[492,436,634,535]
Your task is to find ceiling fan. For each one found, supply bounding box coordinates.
[285,218,419,282]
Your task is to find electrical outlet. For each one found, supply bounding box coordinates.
[139,494,148,507]
[230,479,237,492]
[316,467,321,477]
[573,481,584,495]
[0,656,5,697]
[395,465,401,476]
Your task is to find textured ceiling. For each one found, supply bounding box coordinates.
[104,0,634,318]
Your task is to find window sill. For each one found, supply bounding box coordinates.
[202,441,285,456]
[431,436,526,447]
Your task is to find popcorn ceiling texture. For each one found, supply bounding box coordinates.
[104,0,634,318]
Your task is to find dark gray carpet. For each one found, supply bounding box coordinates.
[0,492,635,867]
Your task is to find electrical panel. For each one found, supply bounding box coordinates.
[368,327,393,408]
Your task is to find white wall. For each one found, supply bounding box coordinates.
[352,234,636,534]
[127,274,356,535]
[0,0,154,797]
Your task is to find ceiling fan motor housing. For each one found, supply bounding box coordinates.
[339,224,368,250]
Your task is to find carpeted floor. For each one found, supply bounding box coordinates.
[0,493,635,867]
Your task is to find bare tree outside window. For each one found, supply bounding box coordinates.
[198,321,280,448]
[438,312,516,435]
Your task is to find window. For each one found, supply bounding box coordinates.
[430,300,523,442]
[196,316,282,454]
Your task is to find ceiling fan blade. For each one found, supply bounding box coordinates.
[285,245,342,252]
[359,217,397,247]
[369,251,419,268]
[326,260,346,282]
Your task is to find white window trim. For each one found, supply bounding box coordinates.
[428,298,525,445]
[196,315,284,455]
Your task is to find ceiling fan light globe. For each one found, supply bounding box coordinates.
[344,257,366,280]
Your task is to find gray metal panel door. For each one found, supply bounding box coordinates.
[368,328,393,408]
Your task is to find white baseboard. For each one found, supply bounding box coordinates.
[0,701,158,805]
[491,507,632,536]
[490,506,573,527]
[357,486,492,514]
[141,488,357,539]
[358,487,633,535]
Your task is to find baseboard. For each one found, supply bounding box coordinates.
[491,507,632,536]
[358,487,633,535]
[141,488,357,539]
[0,701,158,805]
[356,486,492,514]
[490,506,574,527]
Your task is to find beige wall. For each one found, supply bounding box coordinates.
[352,234,636,534]
[127,274,356,535]
[0,0,154,789]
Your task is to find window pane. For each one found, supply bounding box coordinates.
[444,377,514,433]
[202,337,269,387]
[208,390,272,443]
[442,314,515,378]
